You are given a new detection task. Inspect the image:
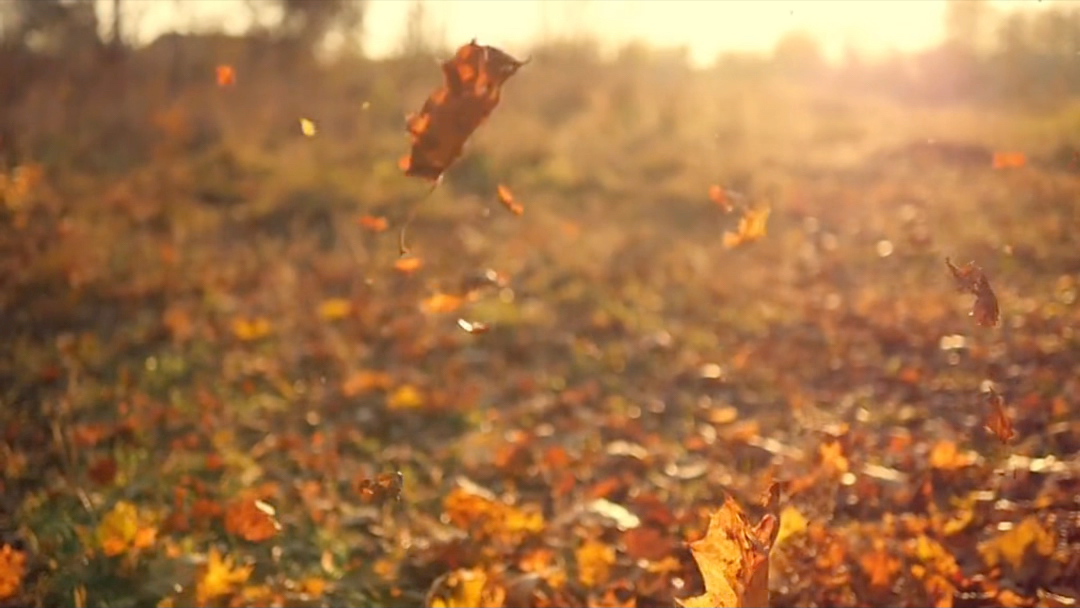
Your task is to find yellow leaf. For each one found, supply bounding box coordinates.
[677,495,776,608]
[299,117,317,137]
[774,505,808,546]
[196,547,252,607]
[978,516,1055,571]
[722,207,770,249]
[576,539,616,587]
[231,317,272,341]
[96,501,155,557]
[429,568,504,608]
[317,298,352,321]
[388,384,424,409]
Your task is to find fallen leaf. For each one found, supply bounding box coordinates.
[860,538,900,590]
[576,539,616,587]
[427,568,505,608]
[356,471,404,503]
[196,547,252,607]
[929,440,975,471]
[231,317,272,341]
[422,293,464,314]
[223,498,281,543]
[677,492,778,608]
[978,516,1055,571]
[317,298,352,321]
[96,501,157,557]
[0,544,26,601]
[723,207,770,249]
[341,370,393,397]
[496,184,524,216]
[401,40,526,181]
[992,151,1026,170]
[388,384,424,409]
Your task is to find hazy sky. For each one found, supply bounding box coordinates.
[120,0,1053,66]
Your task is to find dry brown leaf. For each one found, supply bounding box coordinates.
[677,489,779,608]
[401,40,526,181]
[985,388,1016,444]
[946,257,1000,328]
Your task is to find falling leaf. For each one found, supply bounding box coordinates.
[216,65,235,87]
[576,539,616,587]
[945,257,1000,328]
[317,298,352,321]
[388,384,424,409]
[978,516,1055,571]
[722,207,770,249]
[677,493,778,608]
[357,215,389,232]
[356,471,404,504]
[299,117,317,137]
[422,293,464,314]
[96,501,157,557]
[394,256,424,274]
[708,185,734,212]
[496,184,524,216]
[457,318,490,334]
[0,544,26,601]
[196,547,252,607]
[224,498,281,543]
[985,388,1015,444]
[401,40,527,181]
[992,151,1026,170]
[231,317,272,341]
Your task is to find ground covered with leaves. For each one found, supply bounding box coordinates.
[2,44,1080,608]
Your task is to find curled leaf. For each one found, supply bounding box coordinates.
[945,257,1000,328]
[401,40,526,181]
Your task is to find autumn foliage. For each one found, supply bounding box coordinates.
[3,28,1080,608]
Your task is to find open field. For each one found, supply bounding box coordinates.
[2,41,1080,607]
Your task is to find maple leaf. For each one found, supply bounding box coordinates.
[0,544,26,601]
[196,547,252,607]
[723,206,770,249]
[945,257,1000,328]
[677,490,779,608]
[401,40,526,182]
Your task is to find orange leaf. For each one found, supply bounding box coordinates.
[984,388,1015,444]
[860,538,900,590]
[722,207,770,249]
[708,185,733,212]
[216,64,235,87]
[394,256,424,274]
[402,40,527,182]
[992,151,1026,170]
[677,490,779,608]
[422,293,464,314]
[341,370,393,397]
[223,498,281,543]
[357,215,389,232]
[496,184,524,216]
[0,544,27,601]
[355,471,404,504]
